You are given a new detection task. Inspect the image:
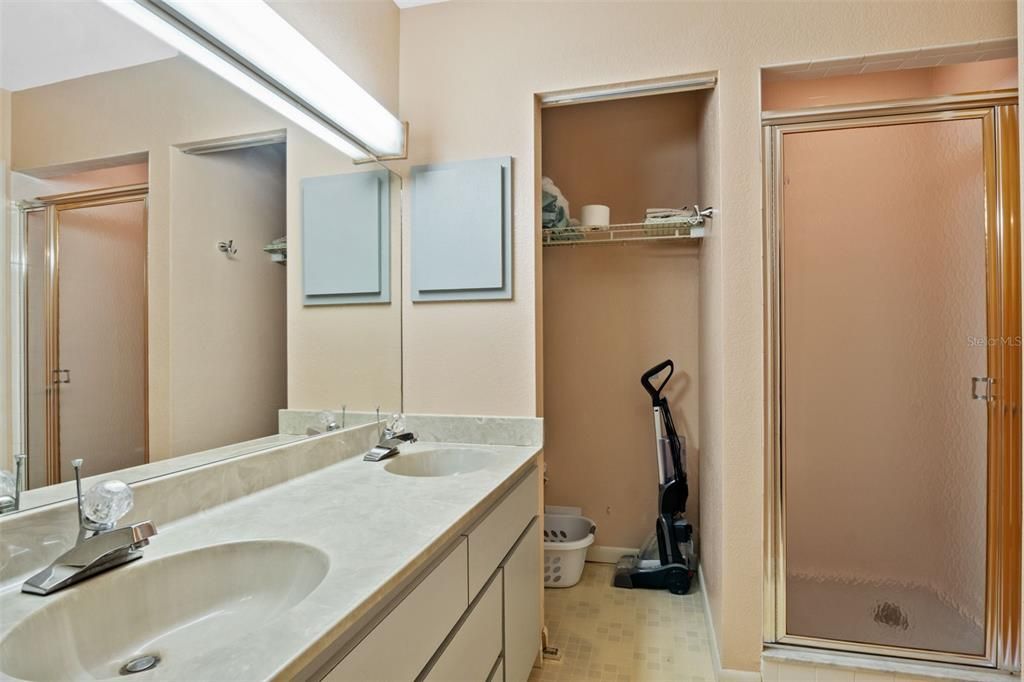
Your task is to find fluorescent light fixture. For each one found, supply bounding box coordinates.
[99,0,404,161]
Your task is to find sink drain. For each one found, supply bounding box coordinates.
[119,654,160,675]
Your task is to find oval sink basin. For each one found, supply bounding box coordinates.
[0,540,328,681]
[384,448,497,477]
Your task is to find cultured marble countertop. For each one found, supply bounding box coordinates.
[0,440,540,681]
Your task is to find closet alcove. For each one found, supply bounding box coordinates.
[540,81,719,559]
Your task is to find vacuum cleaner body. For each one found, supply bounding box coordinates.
[613,359,697,595]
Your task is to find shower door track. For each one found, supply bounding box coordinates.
[762,92,1021,672]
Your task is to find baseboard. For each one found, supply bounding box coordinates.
[586,545,637,564]
[697,565,762,682]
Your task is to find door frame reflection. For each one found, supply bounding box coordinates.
[17,184,149,487]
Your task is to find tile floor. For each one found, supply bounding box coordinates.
[529,562,716,682]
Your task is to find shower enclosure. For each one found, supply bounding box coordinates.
[17,185,149,487]
[764,93,1020,670]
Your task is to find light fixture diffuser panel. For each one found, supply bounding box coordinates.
[100,0,403,161]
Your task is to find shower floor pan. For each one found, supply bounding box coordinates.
[786,575,984,657]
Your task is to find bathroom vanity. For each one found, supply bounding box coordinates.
[0,420,544,682]
[318,462,539,682]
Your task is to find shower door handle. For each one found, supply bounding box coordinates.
[52,369,70,385]
[971,376,994,401]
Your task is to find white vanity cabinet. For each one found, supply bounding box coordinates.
[323,539,469,681]
[501,517,542,682]
[487,658,505,682]
[424,572,503,681]
[321,465,541,682]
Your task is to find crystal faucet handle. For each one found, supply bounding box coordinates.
[388,413,405,433]
[316,410,338,431]
[82,479,134,526]
[0,470,14,499]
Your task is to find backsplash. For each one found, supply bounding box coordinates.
[279,411,543,447]
[0,423,380,586]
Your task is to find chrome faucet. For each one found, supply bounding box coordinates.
[364,413,417,462]
[22,459,157,596]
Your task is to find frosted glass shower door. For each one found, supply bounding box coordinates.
[780,117,990,657]
[55,199,147,482]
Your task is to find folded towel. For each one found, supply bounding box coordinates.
[545,226,583,243]
[644,216,689,224]
[645,207,692,220]
[644,207,698,222]
[542,176,571,229]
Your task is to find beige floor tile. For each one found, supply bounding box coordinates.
[530,563,714,682]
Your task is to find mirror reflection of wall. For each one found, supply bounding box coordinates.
[0,0,403,508]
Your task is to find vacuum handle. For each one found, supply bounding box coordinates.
[641,359,674,402]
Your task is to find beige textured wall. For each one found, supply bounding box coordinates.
[762,57,1018,110]
[12,163,148,200]
[541,91,702,223]
[266,2,403,417]
[0,90,9,160]
[169,145,287,457]
[397,1,1016,670]
[541,92,702,549]
[544,245,700,549]
[7,0,401,461]
[696,82,724,654]
[12,58,284,460]
[11,55,400,458]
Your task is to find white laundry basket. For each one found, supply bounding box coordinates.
[543,514,596,588]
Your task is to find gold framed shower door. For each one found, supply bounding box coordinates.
[22,184,150,486]
[762,92,1020,671]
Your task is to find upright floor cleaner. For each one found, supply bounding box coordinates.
[613,359,696,595]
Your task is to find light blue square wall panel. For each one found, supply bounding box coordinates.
[302,169,390,305]
[411,156,512,301]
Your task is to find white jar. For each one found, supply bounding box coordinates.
[580,204,611,226]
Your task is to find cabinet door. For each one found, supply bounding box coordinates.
[423,572,503,682]
[487,656,504,682]
[503,517,541,682]
[467,467,539,597]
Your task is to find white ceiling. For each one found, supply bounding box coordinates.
[0,0,178,92]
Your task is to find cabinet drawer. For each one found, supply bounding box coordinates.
[423,571,503,682]
[466,467,539,597]
[325,538,468,681]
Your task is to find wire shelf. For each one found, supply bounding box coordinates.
[263,239,287,264]
[542,216,707,247]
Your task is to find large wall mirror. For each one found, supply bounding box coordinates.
[0,0,403,513]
